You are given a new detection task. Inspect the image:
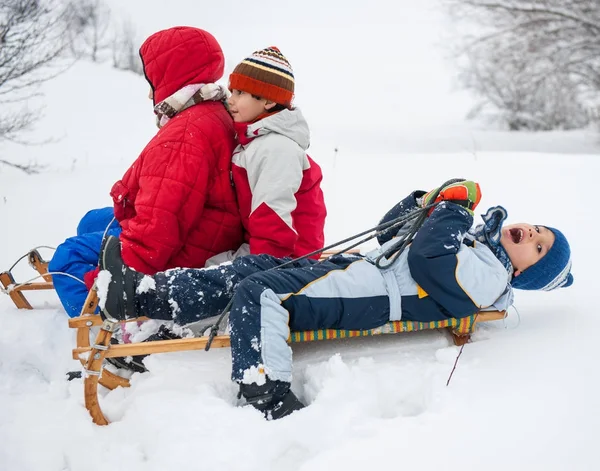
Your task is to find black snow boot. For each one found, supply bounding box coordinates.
[106,325,182,373]
[98,235,142,321]
[240,378,305,420]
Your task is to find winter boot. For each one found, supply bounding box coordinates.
[98,235,142,321]
[240,378,305,420]
[106,324,182,373]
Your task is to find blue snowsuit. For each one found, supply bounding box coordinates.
[135,192,514,384]
[49,207,120,317]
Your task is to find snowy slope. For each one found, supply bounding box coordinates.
[0,60,599,471]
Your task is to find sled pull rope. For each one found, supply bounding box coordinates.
[205,298,234,351]
[375,178,467,269]
[7,245,56,273]
[503,304,520,329]
[101,217,117,242]
[206,178,467,351]
[204,208,428,350]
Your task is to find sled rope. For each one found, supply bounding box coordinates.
[7,245,56,273]
[504,304,520,329]
[102,217,117,241]
[206,177,468,350]
[204,203,436,351]
[375,177,466,269]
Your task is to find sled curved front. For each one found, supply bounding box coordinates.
[0,249,54,309]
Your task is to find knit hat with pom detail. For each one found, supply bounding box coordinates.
[229,46,294,107]
[511,226,574,291]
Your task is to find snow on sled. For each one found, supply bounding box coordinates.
[69,288,506,425]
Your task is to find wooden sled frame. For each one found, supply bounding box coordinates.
[0,249,54,309]
[69,289,506,425]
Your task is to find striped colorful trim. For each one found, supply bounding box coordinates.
[289,315,477,343]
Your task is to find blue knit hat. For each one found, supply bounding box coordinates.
[511,227,573,291]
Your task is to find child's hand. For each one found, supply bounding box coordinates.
[422,180,482,214]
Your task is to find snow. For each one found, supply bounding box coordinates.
[136,275,156,294]
[1,6,599,471]
[95,270,112,310]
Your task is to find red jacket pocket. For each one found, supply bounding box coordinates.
[110,180,133,221]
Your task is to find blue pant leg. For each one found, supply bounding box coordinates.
[77,207,119,236]
[49,228,120,317]
[229,257,386,382]
[139,254,290,324]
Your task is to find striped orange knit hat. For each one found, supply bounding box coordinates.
[229,46,294,107]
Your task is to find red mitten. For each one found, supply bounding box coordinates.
[84,267,100,291]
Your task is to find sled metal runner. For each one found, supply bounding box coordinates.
[0,249,54,309]
[69,289,507,426]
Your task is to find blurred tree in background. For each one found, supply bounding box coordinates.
[0,0,142,172]
[446,0,600,130]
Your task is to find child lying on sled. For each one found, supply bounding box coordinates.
[97,180,574,420]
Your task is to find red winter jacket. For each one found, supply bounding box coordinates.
[232,108,326,258]
[110,27,243,274]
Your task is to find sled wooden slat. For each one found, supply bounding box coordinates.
[0,271,33,309]
[11,282,54,291]
[69,314,150,329]
[74,336,232,360]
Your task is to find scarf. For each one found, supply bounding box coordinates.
[153,83,229,128]
[233,110,281,146]
[469,205,514,277]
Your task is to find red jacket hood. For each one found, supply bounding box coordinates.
[140,26,225,105]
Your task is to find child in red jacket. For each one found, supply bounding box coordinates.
[206,47,327,265]
[49,27,244,317]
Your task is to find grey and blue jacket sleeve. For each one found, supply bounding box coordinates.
[407,201,508,318]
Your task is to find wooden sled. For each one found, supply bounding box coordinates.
[69,289,506,425]
[0,249,54,309]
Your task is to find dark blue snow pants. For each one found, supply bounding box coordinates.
[138,253,391,384]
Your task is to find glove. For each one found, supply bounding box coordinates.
[83,267,100,291]
[422,180,482,214]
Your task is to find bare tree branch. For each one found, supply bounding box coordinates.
[445,0,598,130]
[0,0,71,171]
[0,158,45,174]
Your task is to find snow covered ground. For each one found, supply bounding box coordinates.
[1,13,600,471]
